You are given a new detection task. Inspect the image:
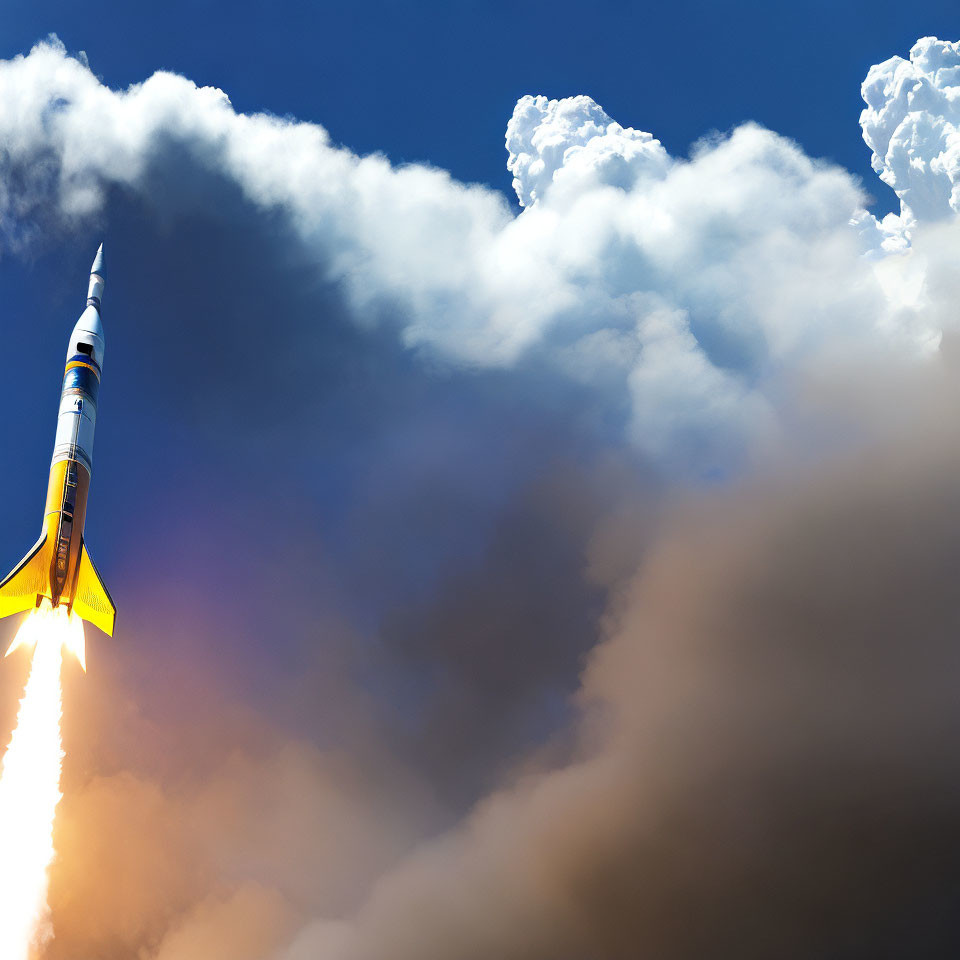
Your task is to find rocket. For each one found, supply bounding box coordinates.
[0,245,116,635]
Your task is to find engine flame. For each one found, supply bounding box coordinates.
[0,605,84,959]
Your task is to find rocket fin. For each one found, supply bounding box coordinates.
[73,539,115,636]
[0,534,50,620]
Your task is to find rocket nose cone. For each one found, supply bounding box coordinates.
[91,243,104,277]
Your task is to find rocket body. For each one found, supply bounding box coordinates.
[0,247,116,635]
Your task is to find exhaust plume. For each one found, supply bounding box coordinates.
[0,606,83,959]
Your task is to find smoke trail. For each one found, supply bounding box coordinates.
[0,607,83,959]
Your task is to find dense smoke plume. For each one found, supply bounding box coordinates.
[286,361,960,960]
[42,353,960,960]
[0,32,955,960]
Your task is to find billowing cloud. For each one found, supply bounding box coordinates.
[862,36,960,226]
[0,37,946,475]
[505,94,671,207]
[273,358,960,960]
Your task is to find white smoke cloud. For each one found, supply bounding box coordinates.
[862,37,960,226]
[0,37,949,476]
[505,94,671,207]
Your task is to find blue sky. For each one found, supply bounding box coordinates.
[5,0,957,215]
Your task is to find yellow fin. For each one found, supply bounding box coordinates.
[73,539,116,636]
[0,534,49,621]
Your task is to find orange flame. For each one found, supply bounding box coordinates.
[0,605,84,958]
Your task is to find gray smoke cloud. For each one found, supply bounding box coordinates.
[37,349,960,959]
[277,356,960,960]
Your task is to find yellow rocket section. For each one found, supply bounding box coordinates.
[0,461,115,635]
[0,536,114,635]
[72,545,115,636]
[0,536,49,620]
